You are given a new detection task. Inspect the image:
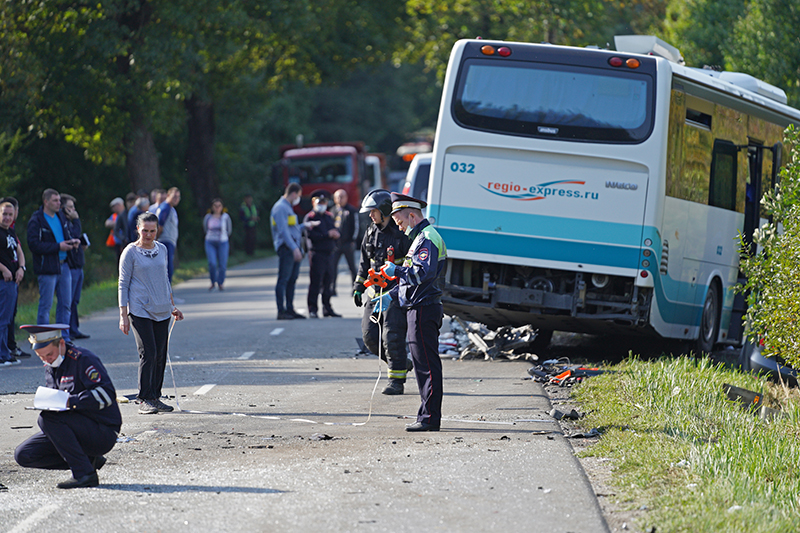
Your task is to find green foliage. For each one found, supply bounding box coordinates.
[737,126,800,369]
[726,0,800,108]
[398,0,670,80]
[575,356,800,532]
[663,0,747,68]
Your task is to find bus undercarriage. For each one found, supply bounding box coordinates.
[443,258,653,335]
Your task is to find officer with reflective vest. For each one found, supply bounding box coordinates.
[373,193,447,431]
[353,190,410,395]
[14,324,122,488]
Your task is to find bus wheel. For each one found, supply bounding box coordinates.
[697,284,720,355]
[530,329,553,353]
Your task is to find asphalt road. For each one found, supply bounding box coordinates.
[0,255,609,533]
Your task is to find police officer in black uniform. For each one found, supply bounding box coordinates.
[303,190,341,318]
[374,193,447,431]
[15,324,122,488]
[353,190,411,395]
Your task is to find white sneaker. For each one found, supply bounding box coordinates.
[1,359,20,366]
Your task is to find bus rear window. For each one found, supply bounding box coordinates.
[453,59,654,143]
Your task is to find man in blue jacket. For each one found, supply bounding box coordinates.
[15,324,122,488]
[26,189,80,341]
[374,193,447,432]
[270,183,305,320]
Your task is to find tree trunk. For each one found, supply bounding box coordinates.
[126,117,161,193]
[185,95,220,216]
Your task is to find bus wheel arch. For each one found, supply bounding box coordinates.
[696,279,722,355]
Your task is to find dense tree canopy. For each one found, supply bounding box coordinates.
[0,0,798,265]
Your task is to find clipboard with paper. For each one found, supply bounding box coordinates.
[27,386,69,411]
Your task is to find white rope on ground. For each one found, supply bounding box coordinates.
[352,285,386,426]
[165,316,181,411]
[160,290,387,425]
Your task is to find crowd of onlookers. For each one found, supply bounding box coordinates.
[0,184,362,367]
[0,187,190,367]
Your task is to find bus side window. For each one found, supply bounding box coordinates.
[709,139,738,211]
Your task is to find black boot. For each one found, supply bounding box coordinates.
[381,381,404,395]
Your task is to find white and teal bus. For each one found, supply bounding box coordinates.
[428,36,800,352]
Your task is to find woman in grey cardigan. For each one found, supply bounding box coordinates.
[118,212,184,414]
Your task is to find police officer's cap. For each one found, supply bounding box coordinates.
[390,192,427,215]
[21,324,70,350]
[309,189,331,201]
[360,189,392,216]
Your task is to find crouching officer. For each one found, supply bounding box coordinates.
[353,190,411,395]
[374,193,447,431]
[15,324,122,488]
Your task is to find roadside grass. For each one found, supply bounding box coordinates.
[574,355,800,533]
[14,248,272,343]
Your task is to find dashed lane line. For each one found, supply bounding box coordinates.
[194,384,216,395]
[8,503,60,533]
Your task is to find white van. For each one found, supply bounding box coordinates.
[400,152,432,201]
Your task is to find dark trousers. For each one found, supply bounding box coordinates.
[331,242,357,294]
[407,304,443,426]
[363,298,408,382]
[0,280,16,361]
[69,267,84,336]
[244,225,256,255]
[275,245,301,313]
[307,251,333,314]
[15,411,117,479]
[130,314,171,401]
[6,290,18,352]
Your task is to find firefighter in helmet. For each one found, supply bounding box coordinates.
[353,189,411,394]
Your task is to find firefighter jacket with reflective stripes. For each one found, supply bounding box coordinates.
[44,344,122,431]
[390,219,447,309]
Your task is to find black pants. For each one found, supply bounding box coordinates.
[15,411,117,479]
[331,242,357,293]
[6,291,18,351]
[307,251,333,314]
[362,298,408,382]
[130,314,170,401]
[244,225,256,255]
[406,304,443,426]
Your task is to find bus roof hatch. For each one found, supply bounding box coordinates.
[614,35,684,65]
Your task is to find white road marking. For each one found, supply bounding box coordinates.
[8,503,60,533]
[237,351,255,360]
[194,384,216,395]
[270,328,284,336]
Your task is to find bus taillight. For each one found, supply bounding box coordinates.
[609,57,623,67]
[497,47,512,57]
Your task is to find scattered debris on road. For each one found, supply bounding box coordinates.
[548,407,581,420]
[445,317,539,361]
[566,428,601,439]
[527,358,607,387]
[724,383,784,420]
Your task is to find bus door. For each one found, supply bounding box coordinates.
[728,142,781,343]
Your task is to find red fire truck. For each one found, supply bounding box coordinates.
[273,141,385,215]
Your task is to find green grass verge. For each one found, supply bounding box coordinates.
[15,248,272,342]
[574,355,800,533]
